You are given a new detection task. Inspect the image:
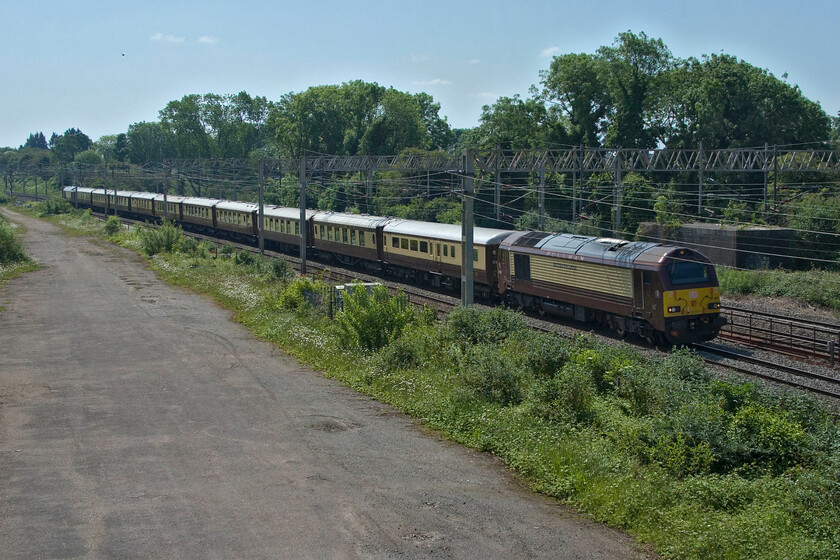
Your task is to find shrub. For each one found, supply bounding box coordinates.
[219,243,236,257]
[728,404,811,474]
[234,250,254,266]
[269,257,293,281]
[139,221,183,256]
[0,217,26,264]
[521,331,573,379]
[36,196,73,216]
[277,276,327,316]
[460,344,524,406]
[445,305,528,347]
[103,216,121,236]
[335,284,415,352]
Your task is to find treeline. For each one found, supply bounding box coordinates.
[3,31,840,268]
[5,31,838,166]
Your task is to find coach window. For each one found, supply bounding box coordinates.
[443,245,448,257]
[350,230,357,245]
[359,231,365,247]
[474,250,479,262]
[410,239,418,251]
[342,228,348,243]
[295,222,300,235]
[450,245,456,259]
[420,241,428,253]
[401,238,409,250]
[392,236,399,248]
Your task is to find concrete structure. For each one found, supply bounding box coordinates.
[637,222,798,269]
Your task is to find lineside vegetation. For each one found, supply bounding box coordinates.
[0,203,38,287]
[48,210,840,559]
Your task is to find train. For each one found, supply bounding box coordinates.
[63,186,726,344]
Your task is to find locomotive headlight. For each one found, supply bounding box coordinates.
[708,302,721,310]
[667,306,681,314]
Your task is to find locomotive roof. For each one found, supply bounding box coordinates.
[383,219,512,245]
[501,230,700,267]
[313,211,389,229]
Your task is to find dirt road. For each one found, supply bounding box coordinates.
[0,209,650,559]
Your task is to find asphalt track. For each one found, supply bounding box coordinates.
[0,209,651,559]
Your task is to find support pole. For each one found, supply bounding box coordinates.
[698,141,704,216]
[299,156,307,275]
[258,159,265,256]
[461,150,475,307]
[494,145,501,224]
[538,163,545,231]
[577,143,585,220]
[763,143,769,213]
[613,151,623,234]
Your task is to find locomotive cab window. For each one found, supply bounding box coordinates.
[667,261,710,286]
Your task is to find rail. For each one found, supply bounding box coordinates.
[718,306,840,366]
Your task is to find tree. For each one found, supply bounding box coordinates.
[50,128,93,163]
[541,53,609,146]
[126,121,172,163]
[597,31,674,148]
[468,94,568,150]
[23,132,48,151]
[662,54,830,149]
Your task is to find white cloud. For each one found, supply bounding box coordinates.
[540,46,561,58]
[472,91,497,99]
[468,59,482,65]
[197,36,219,45]
[150,32,185,44]
[413,78,452,86]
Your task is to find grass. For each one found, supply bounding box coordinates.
[718,266,840,311]
[41,211,840,559]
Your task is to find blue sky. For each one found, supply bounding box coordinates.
[2,0,838,149]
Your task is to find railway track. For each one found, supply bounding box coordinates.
[717,305,840,366]
[75,208,840,402]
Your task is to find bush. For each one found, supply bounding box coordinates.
[103,216,121,236]
[234,250,255,266]
[445,305,528,347]
[269,257,293,281]
[0,217,26,264]
[36,197,73,216]
[335,284,415,352]
[219,243,236,257]
[521,331,573,379]
[277,276,327,316]
[138,221,183,256]
[728,404,811,475]
[460,344,524,406]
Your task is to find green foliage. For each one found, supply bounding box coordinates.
[36,196,73,216]
[276,276,327,316]
[717,267,840,310]
[728,404,811,474]
[219,243,236,257]
[460,344,524,406]
[0,215,27,264]
[138,221,183,256]
[268,257,293,282]
[233,250,254,266]
[103,216,121,236]
[335,284,415,352]
[444,305,528,347]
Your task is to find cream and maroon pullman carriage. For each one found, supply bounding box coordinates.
[179,197,218,232]
[262,206,315,252]
[128,192,161,219]
[381,219,511,295]
[90,189,116,213]
[215,201,259,240]
[311,212,388,267]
